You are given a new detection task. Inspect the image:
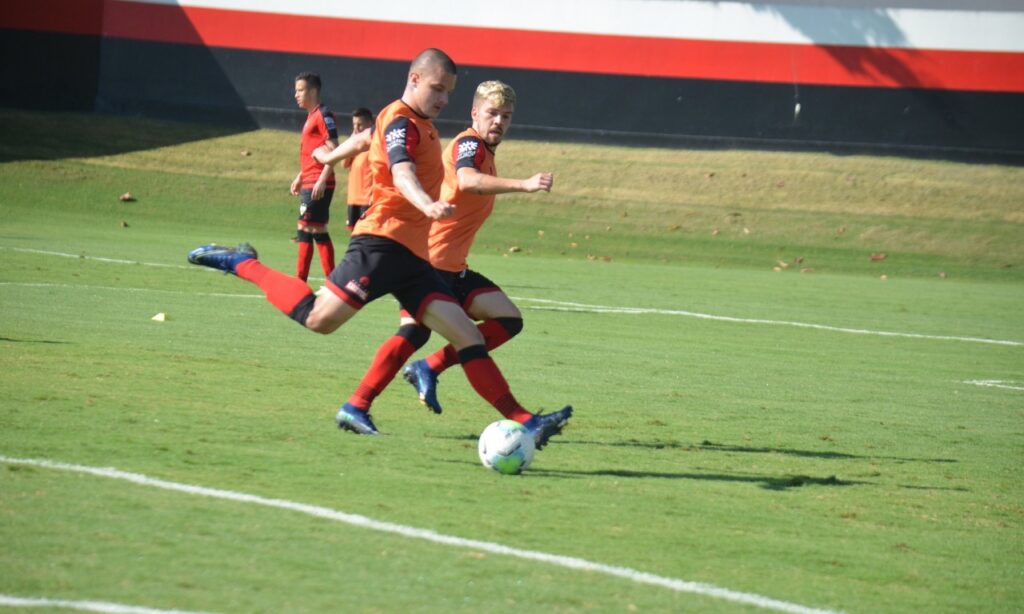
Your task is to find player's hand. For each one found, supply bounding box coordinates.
[523,172,554,193]
[289,177,301,196]
[311,180,327,200]
[422,201,456,220]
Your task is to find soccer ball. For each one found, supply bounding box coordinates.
[478,419,536,475]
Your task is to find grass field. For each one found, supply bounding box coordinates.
[1,109,1022,613]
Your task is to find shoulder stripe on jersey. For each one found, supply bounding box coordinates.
[454,135,484,171]
[384,116,419,167]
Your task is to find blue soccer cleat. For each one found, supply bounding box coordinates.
[523,405,573,450]
[335,403,380,435]
[187,242,257,275]
[402,359,442,414]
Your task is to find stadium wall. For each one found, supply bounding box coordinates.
[2,0,1023,157]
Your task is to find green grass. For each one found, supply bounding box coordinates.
[1,110,1022,613]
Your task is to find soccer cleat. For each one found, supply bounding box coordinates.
[523,405,573,450]
[401,359,442,414]
[335,403,380,435]
[187,242,258,275]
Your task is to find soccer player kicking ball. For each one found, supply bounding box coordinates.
[187,49,571,447]
[339,81,559,432]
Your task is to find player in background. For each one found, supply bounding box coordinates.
[188,49,571,446]
[290,72,338,281]
[342,107,374,231]
[341,80,555,422]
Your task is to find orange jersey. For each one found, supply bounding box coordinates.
[429,128,497,272]
[299,104,338,189]
[346,149,372,205]
[353,99,444,261]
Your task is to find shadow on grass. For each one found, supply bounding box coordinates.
[529,467,867,491]
[550,437,958,464]
[438,433,957,464]
[0,337,70,344]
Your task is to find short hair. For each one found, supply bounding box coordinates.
[295,72,321,91]
[410,48,457,76]
[473,80,516,108]
[351,107,373,121]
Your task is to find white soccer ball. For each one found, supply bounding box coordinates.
[478,419,536,475]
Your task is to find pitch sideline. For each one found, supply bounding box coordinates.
[0,455,841,614]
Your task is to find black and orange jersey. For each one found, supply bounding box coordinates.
[353,99,444,261]
[429,128,497,272]
[299,104,338,189]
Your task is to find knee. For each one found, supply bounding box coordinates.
[304,311,340,334]
[397,323,431,350]
[495,317,523,339]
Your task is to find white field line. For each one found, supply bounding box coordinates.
[962,379,1024,391]
[0,456,841,614]
[0,281,260,300]
[513,297,1023,347]
[0,595,216,614]
[4,246,1020,347]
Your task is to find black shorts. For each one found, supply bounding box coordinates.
[298,188,334,226]
[346,204,369,229]
[437,269,502,311]
[326,235,457,320]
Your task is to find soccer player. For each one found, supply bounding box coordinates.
[290,72,338,281]
[344,80,554,420]
[342,107,374,231]
[188,49,571,446]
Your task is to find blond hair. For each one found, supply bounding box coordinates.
[473,80,516,108]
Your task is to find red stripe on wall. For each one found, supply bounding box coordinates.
[8,0,1023,93]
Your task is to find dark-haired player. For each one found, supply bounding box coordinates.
[290,72,338,281]
[342,107,374,231]
[189,50,571,445]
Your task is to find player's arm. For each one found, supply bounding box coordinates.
[393,162,455,220]
[457,167,553,195]
[310,137,338,200]
[314,129,371,167]
[290,171,302,196]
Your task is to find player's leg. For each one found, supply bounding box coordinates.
[295,229,314,281]
[419,298,571,448]
[187,244,358,334]
[404,273,522,412]
[422,289,521,375]
[313,230,335,277]
[344,312,431,413]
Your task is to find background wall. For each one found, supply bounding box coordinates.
[3,0,1022,157]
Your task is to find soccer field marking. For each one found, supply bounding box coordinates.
[0,594,217,614]
[962,379,1024,391]
[513,297,1024,347]
[0,456,841,614]
[4,246,1019,348]
[0,281,261,300]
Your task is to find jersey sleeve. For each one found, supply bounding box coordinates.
[384,116,420,167]
[322,110,338,140]
[454,136,486,171]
